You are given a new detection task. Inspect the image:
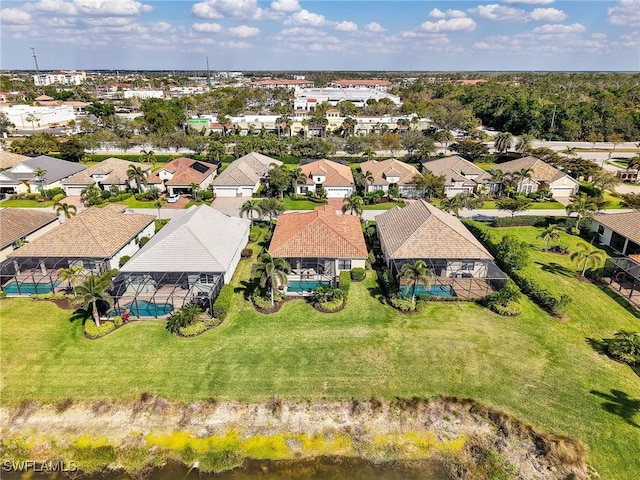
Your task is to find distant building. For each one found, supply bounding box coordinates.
[330,79,392,91]
[294,87,401,111]
[123,89,164,100]
[33,71,86,86]
[0,104,76,129]
[251,79,314,89]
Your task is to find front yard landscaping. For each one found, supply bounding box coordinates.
[1,225,639,479]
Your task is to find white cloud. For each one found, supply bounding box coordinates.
[285,9,327,26]
[150,21,172,32]
[469,4,526,22]
[429,8,466,19]
[591,33,607,40]
[335,20,357,32]
[532,23,586,34]
[364,22,385,33]
[192,0,272,21]
[0,8,32,24]
[83,16,133,26]
[192,22,223,32]
[278,27,322,37]
[608,0,640,27]
[270,0,300,12]
[228,24,260,37]
[74,0,152,16]
[420,17,477,32]
[27,0,77,15]
[529,8,566,22]
[429,8,446,19]
[219,40,252,48]
[503,0,554,4]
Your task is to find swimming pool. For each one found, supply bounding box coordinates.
[401,284,457,298]
[2,280,61,295]
[287,280,331,293]
[112,300,174,317]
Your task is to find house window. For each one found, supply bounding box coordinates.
[522,184,533,194]
[300,186,308,194]
[461,261,475,271]
[597,225,604,235]
[338,259,351,270]
[199,273,216,284]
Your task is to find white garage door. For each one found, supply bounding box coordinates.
[213,187,239,198]
[64,186,85,196]
[551,187,576,198]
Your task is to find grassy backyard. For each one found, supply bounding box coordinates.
[1,226,639,478]
[0,199,56,208]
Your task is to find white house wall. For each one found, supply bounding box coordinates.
[223,224,250,284]
[106,222,155,270]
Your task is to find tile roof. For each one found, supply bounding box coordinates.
[212,152,282,187]
[147,157,217,187]
[62,157,150,186]
[0,208,59,249]
[121,205,250,273]
[593,210,640,245]
[422,155,491,186]
[375,200,493,260]
[360,158,420,186]
[300,159,355,187]
[268,206,368,259]
[0,150,29,170]
[7,204,155,259]
[495,156,572,183]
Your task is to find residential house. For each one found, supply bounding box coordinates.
[147,157,217,196]
[360,159,421,197]
[62,157,152,196]
[114,205,250,317]
[421,155,492,198]
[0,150,29,171]
[590,210,640,255]
[296,159,355,199]
[494,156,580,198]
[375,200,507,299]
[0,155,86,196]
[268,206,368,295]
[211,152,282,198]
[1,205,155,295]
[0,209,59,262]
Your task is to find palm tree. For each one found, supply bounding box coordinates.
[154,199,163,218]
[342,117,357,137]
[139,149,157,167]
[563,146,578,158]
[240,199,263,223]
[570,242,605,277]
[252,253,290,306]
[190,182,200,202]
[397,260,434,305]
[489,168,505,196]
[74,274,114,327]
[591,171,620,194]
[363,170,375,193]
[127,164,147,193]
[435,130,455,154]
[341,194,364,217]
[440,195,464,217]
[566,193,597,231]
[493,132,513,154]
[33,167,47,193]
[515,134,534,155]
[512,167,534,193]
[362,146,376,161]
[537,225,561,251]
[25,113,40,130]
[56,265,85,294]
[54,201,77,220]
[290,167,307,194]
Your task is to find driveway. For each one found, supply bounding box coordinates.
[211,197,247,217]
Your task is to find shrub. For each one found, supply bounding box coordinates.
[378,266,399,297]
[550,244,569,255]
[241,248,253,259]
[113,315,124,327]
[579,182,603,198]
[315,297,345,313]
[101,190,112,200]
[26,193,41,201]
[338,271,351,298]
[252,293,274,310]
[604,330,640,366]
[620,193,640,209]
[212,284,233,319]
[119,255,131,267]
[33,292,70,300]
[134,188,160,201]
[155,219,170,233]
[52,193,65,202]
[491,216,556,228]
[389,295,417,312]
[491,301,522,317]
[138,236,150,247]
[0,291,6,299]
[495,235,530,271]
[351,267,366,281]
[249,227,261,242]
[84,320,116,339]
[178,319,217,337]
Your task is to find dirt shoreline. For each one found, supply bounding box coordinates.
[0,397,590,479]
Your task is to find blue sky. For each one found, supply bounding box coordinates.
[0,1,638,71]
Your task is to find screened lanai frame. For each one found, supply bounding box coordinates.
[603,257,640,306]
[112,270,224,318]
[0,256,110,295]
[388,257,507,300]
[281,257,337,295]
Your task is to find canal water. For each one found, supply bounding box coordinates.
[2,457,449,480]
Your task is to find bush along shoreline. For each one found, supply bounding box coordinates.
[0,397,591,480]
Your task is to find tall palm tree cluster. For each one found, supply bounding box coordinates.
[252,253,290,306]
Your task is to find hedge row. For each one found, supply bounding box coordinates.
[84,320,116,339]
[491,216,576,228]
[212,285,233,319]
[338,271,351,298]
[463,221,571,317]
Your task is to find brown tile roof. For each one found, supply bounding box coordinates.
[593,210,640,245]
[0,208,59,249]
[269,206,368,259]
[375,200,493,260]
[422,155,491,186]
[496,156,568,183]
[147,157,217,187]
[7,204,155,259]
[62,158,150,186]
[300,159,355,187]
[332,79,392,87]
[0,150,29,170]
[360,158,420,186]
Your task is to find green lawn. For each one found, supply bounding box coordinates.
[1,227,639,478]
[0,199,56,208]
[362,202,404,210]
[282,197,328,210]
[603,191,624,209]
[98,197,162,209]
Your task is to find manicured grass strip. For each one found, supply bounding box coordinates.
[0,199,56,208]
[1,226,639,479]
[362,202,404,210]
[282,197,328,210]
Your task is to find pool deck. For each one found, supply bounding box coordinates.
[399,277,497,300]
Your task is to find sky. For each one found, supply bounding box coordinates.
[0,0,638,71]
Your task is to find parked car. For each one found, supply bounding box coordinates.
[167,193,180,203]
